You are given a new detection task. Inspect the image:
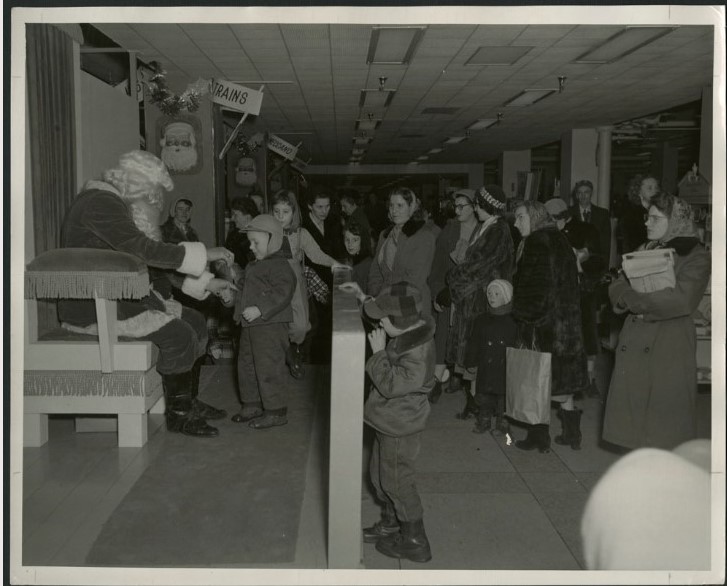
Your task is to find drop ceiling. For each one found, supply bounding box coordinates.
[92,22,715,166]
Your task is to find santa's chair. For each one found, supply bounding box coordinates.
[23,249,163,447]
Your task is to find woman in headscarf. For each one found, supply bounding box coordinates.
[511,200,588,453]
[603,193,711,450]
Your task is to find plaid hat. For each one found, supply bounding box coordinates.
[364,281,423,328]
[474,184,507,212]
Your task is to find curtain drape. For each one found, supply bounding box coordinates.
[26,24,78,331]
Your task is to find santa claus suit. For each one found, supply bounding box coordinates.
[59,186,212,374]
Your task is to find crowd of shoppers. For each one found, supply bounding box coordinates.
[59,152,711,565]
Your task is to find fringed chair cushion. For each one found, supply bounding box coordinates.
[24,369,161,398]
[25,248,150,300]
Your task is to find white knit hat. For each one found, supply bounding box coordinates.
[487,279,513,305]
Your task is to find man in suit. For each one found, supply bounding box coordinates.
[570,179,611,269]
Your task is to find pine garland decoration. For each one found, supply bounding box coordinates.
[145,61,209,117]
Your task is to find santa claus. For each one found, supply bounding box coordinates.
[160,121,199,173]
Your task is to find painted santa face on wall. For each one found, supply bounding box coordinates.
[236,157,257,187]
[160,122,198,172]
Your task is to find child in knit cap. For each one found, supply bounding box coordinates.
[464,279,518,434]
[221,214,297,429]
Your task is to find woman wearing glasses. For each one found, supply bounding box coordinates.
[603,192,711,450]
[428,189,480,402]
[434,185,515,426]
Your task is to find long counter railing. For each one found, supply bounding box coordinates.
[328,266,366,568]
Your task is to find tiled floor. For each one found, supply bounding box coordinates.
[20,353,712,575]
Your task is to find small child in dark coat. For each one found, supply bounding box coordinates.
[222,214,296,429]
[357,281,436,563]
[465,279,518,435]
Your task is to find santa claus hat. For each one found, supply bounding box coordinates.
[163,121,194,135]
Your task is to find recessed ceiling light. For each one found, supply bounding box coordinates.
[367,26,426,65]
[421,107,460,115]
[356,118,382,131]
[443,136,468,144]
[465,46,533,65]
[466,118,498,131]
[503,89,556,107]
[575,26,678,64]
[427,148,443,154]
[359,89,396,109]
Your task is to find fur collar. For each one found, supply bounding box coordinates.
[390,315,436,354]
[666,237,701,256]
[84,180,120,197]
[382,218,426,239]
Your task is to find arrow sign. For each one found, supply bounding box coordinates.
[210,79,264,116]
[267,134,299,161]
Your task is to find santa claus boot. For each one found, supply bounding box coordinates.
[162,372,218,438]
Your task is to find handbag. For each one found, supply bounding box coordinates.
[505,336,552,425]
[621,248,676,293]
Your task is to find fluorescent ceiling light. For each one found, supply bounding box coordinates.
[427,148,443,154]
[417,155,429,161]
[359,89,396,109]
[503,89,556,107]
[351,148,366,156]
[352,137,373,146]
[575,26,678,64]
[367,26,426,65]
[355,118,382,131]
[443,136,468,144]
[467,118,498,131]
[465,46,533,65]
[408,161,420,165]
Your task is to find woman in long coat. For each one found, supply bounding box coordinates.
[438,185,514,413]
[603,194,710,450]
[512,200,588,453]
[428,189,479,401]
[367,187,436,314]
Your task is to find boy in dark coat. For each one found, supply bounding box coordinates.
[223,214,297,429]
[465,279,518,435]
[358,282,436,563]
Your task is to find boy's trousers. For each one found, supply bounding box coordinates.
[237,322,288,411]
[370,430,424,522]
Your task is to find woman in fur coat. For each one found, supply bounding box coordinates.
[428,188,479,401]
[512,200,588,453]
[435,185,514,415]
[603,194,710,450]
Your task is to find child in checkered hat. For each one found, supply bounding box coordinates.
[358,281,436,563]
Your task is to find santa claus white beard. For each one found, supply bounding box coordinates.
[129,201,163,242]
[236,171,257,186]
[161,146,198,172]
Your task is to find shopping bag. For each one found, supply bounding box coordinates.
[505,346,552,425]
[621,249,676,293]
